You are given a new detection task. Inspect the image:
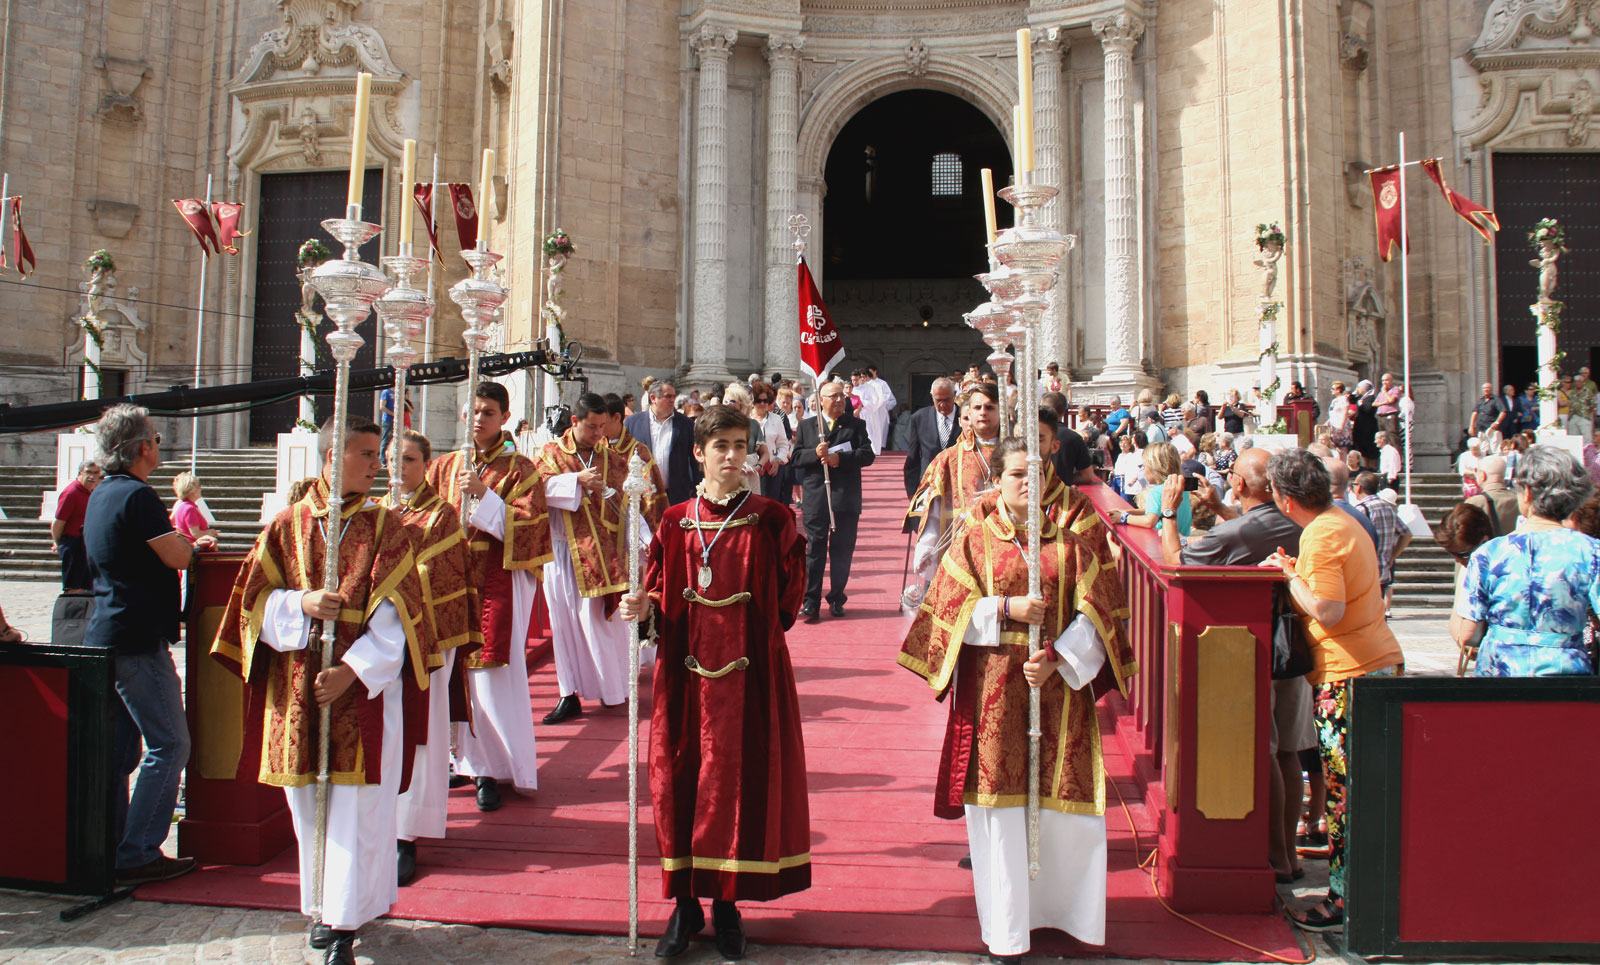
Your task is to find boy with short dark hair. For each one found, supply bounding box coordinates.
[619,405,811,961]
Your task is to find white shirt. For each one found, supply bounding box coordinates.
[1456,451,1479,476]
[759,409,792,464]
[935,407,955,445]
[1380,444,1402,478]
[648,409,675,488]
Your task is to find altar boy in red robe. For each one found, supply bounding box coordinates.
[619,405,810,961]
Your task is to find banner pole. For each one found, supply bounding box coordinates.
[191,172,213,472]
[1398,131,1413,506]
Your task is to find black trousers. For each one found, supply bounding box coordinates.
[803,508,859,608]
[57,534,93,591]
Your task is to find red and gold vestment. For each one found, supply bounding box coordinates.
[906,429,997,541]
[426,432,551,667]
[534,429,633,598]
[899,503,1136,818]
[642,486,811,901]
[211,480,437,788]
[606,429,668,530]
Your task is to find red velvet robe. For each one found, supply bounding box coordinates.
[642,486,811,901]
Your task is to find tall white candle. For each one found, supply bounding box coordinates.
[398,139,416,244]
[346,72,372,209]
[1016,29,1034,173]
[980,167,998,248]
[476,147,494,250]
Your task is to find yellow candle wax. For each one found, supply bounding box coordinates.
[397,139,416,243]
[346,72,372,209]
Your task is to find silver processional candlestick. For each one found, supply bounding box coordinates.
[449,245,508,523]
[992,174,1074,881]
[621,451,652,955]
[378,241,434,503]
[305,203,392,919]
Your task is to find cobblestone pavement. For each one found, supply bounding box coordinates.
[0,889,1344,965]
[0,577,1426,963]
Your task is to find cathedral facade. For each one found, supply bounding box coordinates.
[1,0,1596,468]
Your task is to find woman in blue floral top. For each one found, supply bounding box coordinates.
[1454,446,1600,676]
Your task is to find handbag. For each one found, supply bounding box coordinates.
[1271,584,1313,680]
[52,594,96,648]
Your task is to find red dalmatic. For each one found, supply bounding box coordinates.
[642,487,811,901]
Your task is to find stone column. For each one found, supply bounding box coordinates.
[763,34,804,380]
[1032,27,1070,381]
[1092,13,1146,385]
[684,24,739,387]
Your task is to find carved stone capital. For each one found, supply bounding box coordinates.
[1340,33,1370,70]
[1092,13,1145,53]
[1033,25,1069,61]
[691,24,739,64]
[766,34,804,64]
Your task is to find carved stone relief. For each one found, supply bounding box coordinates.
[93,55,150,123]
[1459,0,1600,148]
[1341,256,1384,370]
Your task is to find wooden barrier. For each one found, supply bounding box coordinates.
[1347,675,1600,957]
[1077,482,1282,914]
[178,551,295,865]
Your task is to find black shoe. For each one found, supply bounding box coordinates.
[397,839,416,886]
[654,902,705,958]
[957,853,973,870]
[829,602,845,618]
[542,694,582,724]
[712,900,746,960]
[988,954,1023,965]
[448,774,473,789]
[308,922,332,949]
[324,931,356,964]
[475,776,502,812]
[114,855,197,887]
[799,604,820,624]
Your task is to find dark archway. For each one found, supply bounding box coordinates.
[822,90,1012,413]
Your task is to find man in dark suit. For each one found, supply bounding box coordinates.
[791,379,876,621]
[902,377,961,497]
[623,381,702,505]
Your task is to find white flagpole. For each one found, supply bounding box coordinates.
[191,172,213,472]
[0,174,10,271]
[1397,132,1413,506]
[420,157,439,436]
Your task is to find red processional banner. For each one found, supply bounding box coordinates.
[172,198,222,255]
[1368,168,1406,262]
[412,183,443,263]
[798,255,845,384]
[8,197,35,277]
[211,202,248,254]
[446,183,478,252]
[1420,158,1499,245]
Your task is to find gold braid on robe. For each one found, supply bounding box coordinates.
[898,502,1137,819]
[382,480,480,653]
[211,479,437,787]
[905,428,996,541]
[534,428,637,598]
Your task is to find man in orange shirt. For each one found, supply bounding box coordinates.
[1261,448,1403,933]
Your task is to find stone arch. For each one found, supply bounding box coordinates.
[797,54,1016,183]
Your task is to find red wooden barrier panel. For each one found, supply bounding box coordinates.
[1078,482,1281,914]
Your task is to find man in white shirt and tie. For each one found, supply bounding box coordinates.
[902,377,962,498]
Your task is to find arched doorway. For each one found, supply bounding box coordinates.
[821,90,1013,413]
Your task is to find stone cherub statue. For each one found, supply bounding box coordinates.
[1531,235,1567,303]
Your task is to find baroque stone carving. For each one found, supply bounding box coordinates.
[487,20,514,93]
[1341,257,1385,368]
[228,0,407,173]
[905,38,929,76]
[1469,0,1599,70]
[1340,33,1369,70]
[66,267,150,382]
[86,199,140,239]
[93,55,150,123]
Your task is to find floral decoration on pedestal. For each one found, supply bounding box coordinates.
[1253,223,1285,403]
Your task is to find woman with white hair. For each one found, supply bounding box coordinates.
[1453,445,1600,676]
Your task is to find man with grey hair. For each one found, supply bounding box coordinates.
[1320,452,1380,549]
[82,404,210,886]
[624,380,701,504]
[51,459,102,593]
[901,377,961,496]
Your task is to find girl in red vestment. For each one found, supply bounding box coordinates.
[620,405,810,962]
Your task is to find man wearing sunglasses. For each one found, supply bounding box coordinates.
[83,405,213,887]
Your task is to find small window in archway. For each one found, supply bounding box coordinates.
[931,152,962,196]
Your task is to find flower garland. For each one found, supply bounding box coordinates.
[83,249,116,275]
[1529,217,1564,251]
[1255,222,1285,250]
[1528,218,1568,404]
[542,229,575,259]
[1255,223,1284,401]
[297,237,331,269]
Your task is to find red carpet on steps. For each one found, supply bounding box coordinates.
[142,453,1302,961]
